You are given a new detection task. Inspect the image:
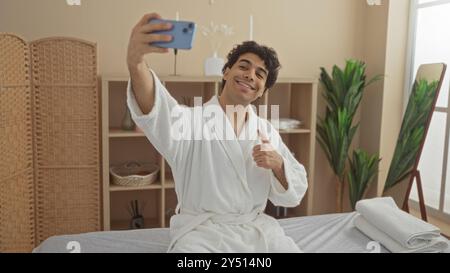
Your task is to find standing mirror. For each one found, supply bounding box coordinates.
[383,63,447,221]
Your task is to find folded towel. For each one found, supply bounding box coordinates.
[354,215,448,253]
[354,197,448,253]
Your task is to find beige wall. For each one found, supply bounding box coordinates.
[0,0,411,214]
[359,0,411,206]
[377,0,411,205]
[0,0,364,77]
[359,2,389,202]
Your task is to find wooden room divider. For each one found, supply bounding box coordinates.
[0,34,101,252]
[0,34,35,253]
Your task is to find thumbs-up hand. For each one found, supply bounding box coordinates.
[258,130,273,152]
[252,130,283,171]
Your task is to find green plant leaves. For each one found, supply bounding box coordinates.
[317,60,380,183]
[348,150,381,210]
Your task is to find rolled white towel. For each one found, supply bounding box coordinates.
[354,214,448,253]
[354,197,448,252]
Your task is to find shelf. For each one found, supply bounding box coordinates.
[279,128,311,134]
[110,181,163,192]
[109,128,144,138]
[164,179,175,189]
[111,217,159,231]
[109,179,174,192]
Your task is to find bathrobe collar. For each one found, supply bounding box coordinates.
[203,96,260,192]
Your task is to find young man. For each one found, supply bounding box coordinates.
[126,13,308,252]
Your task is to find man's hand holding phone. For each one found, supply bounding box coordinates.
[149,19,196,50]
[127,13,173,69]
[127,13,197,69]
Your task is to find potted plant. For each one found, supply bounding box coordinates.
[317,59,381,212]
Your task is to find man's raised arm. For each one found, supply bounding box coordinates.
[126,13,173,114]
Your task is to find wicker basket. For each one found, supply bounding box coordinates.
[110,162,159,187]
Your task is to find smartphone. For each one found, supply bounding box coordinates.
[149,19,196,50]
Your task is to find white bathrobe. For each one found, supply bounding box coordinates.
[127,69,308,252]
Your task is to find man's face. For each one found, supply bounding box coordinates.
[222,53,268,105]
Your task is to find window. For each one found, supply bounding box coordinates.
[407,0,450,218]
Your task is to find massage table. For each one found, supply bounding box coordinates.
[32,212,449,253]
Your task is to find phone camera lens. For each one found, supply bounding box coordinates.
[183,28,188,33]
[188,23,194,28]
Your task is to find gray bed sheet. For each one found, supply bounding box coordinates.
[31,212,404,253]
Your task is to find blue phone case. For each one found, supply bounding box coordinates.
[149,19,196,50]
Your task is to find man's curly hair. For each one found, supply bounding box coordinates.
[221,41,281,92]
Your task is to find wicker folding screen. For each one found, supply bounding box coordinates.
[30,38,101,244]
[0,34,35,252]
[0,34,101,251]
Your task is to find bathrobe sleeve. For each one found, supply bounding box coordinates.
[126,69,182,166]
[268,127,308,207]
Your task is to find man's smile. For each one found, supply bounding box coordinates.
[235,78,256,91]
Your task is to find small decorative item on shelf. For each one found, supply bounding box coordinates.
[201,21,234,76]
[127,200,145,229]
[121,106,135,131]
[110,161,159,187]
[271,118,303,130]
